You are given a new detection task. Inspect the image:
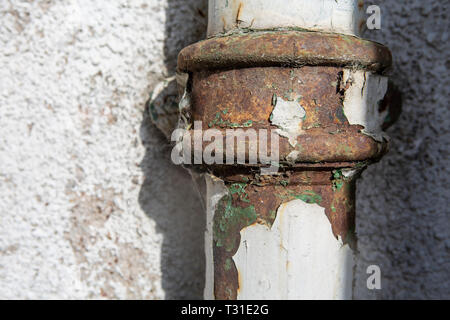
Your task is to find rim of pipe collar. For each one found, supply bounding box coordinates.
[178,30,392,74]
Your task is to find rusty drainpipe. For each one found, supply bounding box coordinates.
[173,0,400,300]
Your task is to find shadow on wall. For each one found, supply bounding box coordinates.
[138,0,208,299]
[354,2,450,299]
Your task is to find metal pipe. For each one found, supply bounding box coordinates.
[175,0,398,300]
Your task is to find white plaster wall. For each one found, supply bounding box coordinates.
[0,0,206,299]
[0,0,448,299]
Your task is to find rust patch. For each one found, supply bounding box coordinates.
[358,0,365,10]
[236,2,243,24]
[185,125,387,165]
[178,31,392,74]
[222,16,227,31]
[191,67,349,129]
[185,66,387,167]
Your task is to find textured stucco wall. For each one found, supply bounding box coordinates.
[354,0,449,299]
[0,0,448,299]
[0,0,206,299]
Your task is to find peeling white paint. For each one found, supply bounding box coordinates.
[207,0,365,37]
[176,72,189,92]
[270,97,306,147]
[204,175,228,300]
[342,70,389,142]
[342,168,361,179]
[233,200,354,300]
[286,150,301,162]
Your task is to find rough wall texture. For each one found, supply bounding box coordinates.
[0,0,206,299]
[354,0,449,299]
[0,0,448,299]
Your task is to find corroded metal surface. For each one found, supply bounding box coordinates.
[192,66,348,129]
[178,31,392,74]
[184,127,387,164]
[187,66,388,165]
[212,170,356,299]
[177,29,396,300]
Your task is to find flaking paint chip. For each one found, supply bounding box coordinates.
[270,97,306,147]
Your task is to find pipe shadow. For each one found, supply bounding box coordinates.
[354,1,450,299]
[138,0,208,299]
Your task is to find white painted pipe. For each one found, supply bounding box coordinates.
[204,176,356,300]
[201,0,387,300]
[207,0,366,38]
